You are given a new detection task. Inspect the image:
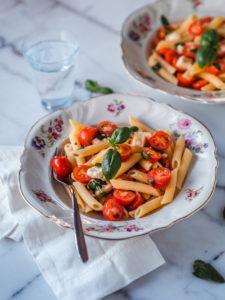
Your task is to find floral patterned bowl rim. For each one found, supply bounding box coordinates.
[19,93,218,239]
[121,0,225,104]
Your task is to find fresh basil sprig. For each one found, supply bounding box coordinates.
[160,15,171,33]
[142,151,151,160]
[87,179,106,198]
[109,127,131,145]
[102,149,121,180]
[85,79,113,94]
[196,29,219,68]
[193,260,225,283]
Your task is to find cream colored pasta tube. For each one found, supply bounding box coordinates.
[128,116,155,134]
[114,153,142,178]
[175,15,198,34]
[73,182,103,211]
[64,144,77,167]
[128,169,148,183]
[161,168,178,204]
[172,136,185,169]
[85,148,108,165]
[199,73,225,90]
[73,140,109,158]
[208,17,224,29]
[177,148,193,189]
[110,179,160,196]
[139,159,152,171]
[153,52,176,74]
[134,196,163,218]
[157,68,178,85]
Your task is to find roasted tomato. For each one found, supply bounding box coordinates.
[97,121,117,137]
[78,126,98,146]
[118,144,132,161]
[148,131,172,151]
[192,79,208,90]
[142,148,162,163]
[204,65,221,75]
[51,156,72,178]
[127,193,144,211]
[188,21,203,36]
[73,165,91,184]
[103,198,124,221]
[182,44,199,59]
[177,73,195,88]
[147,167,171,189]
[113,189,136,206]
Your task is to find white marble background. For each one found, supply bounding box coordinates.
[0,0,225,299]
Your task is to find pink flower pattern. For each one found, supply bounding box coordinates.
[185,186,204,200]
[177,118,192,130]
[32,189,54,203]
[107,99,126,116]
[129,13,152,43]
[85,223,143,233]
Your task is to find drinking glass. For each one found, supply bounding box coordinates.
[23,29,79,111]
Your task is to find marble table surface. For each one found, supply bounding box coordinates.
[1,0,225,299]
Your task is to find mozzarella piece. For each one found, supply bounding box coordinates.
[87,166,104,179]
[166,32,181,41]
[176,56,193,70]
[177,44,184,54]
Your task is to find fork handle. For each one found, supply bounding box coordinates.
[70,187,88,262]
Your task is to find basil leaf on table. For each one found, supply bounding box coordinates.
[102,149,121,180]
[196,48,217,68]
[200,29,219,49]
[85,79,113,94]
[110,127,131,144]
[193,260,225,283]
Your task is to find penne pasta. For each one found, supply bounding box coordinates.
[128,116,155,134]
[73,140,109,158]
[73,182,103,211]
[208,16,224,29]
[161,168,178,204]
[158,68,178,85]
[139,159,152,171]
[64,143,77,167]
[172,136,185,169]
[177,148,193,189]
[153,52,176,74]
[134,196,163,218]
[175,15,198,34]
[128,169,148,183]
[110,179,160,196]
[199,73,225,90]
[114,153,142,178]
[201,83,216,91]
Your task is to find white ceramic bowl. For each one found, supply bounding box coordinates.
[19,94,217,239]
[121,0,225,103]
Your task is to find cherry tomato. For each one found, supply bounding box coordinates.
[218,44,225,58]
[147,167,171,189]
[192,79,208,90]
[157,47,170,56]
[118,144,132,161]
[142,148,162,163]
[97,121,117,137]
[182,44,199,59]
[51,156,72,178]
[103,198,124,221]
[113,189,136,206]
[164,49,177,64]
[172,55,185,72]
[204,65,221,75]
[201,16,212,24]
[188,21,203,36]
[177,73,195,88]
[127,193,144,211]
[158,27,166,39]
[148,131,172,151]
[73,165,91,184]
[78,127,98,147]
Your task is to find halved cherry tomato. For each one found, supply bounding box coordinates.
[118,144,132,161]
[172,55,185,72]
[201,16,212,24]
[113,189,136,206]
[182,44,199,59]
[97,121,117,137]
[177,73,195,88]
[164,49,177,64]
[157,47,170,56]
[51,156,72,178]
[147,167,171,189]
[192,79,208,90]
[188,21,203,36]
[78,127,98,147]
[127,193,144,211]
[204,65,221,75]
[73,165,91,184]
[142,148,162,163]
[148,131,172,151]
[158,27,166,39]
[103,198,124,221]
[218,44,225,58]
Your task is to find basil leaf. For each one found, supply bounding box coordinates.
[196,48,217,68]
[110,127,131,144]
[142,151,150,160]
[130,126,139,132]
[152,62,161,71]
[85,79,113,94]
[193,260,225,283]
[161,15,170,28]
[200,29,219,49]
[102,149,121,180]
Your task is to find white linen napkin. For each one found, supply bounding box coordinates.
[0,146,165,300]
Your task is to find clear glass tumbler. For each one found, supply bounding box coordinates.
[23,29,79,111]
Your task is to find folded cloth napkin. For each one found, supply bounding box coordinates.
[0,146,165,300]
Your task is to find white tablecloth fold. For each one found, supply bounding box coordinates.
[0,146,165,300]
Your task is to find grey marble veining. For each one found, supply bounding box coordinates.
[0,0,225,300]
